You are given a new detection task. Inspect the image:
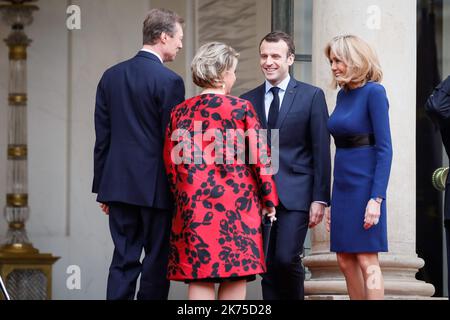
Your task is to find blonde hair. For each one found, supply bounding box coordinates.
[325,35,383,90]
[191,42,239,89]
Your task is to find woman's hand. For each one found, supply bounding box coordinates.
[325,206,331,232]
[262,206,277,223]
[364,198,381,230]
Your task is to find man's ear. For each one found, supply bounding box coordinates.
[160,32,168,44]
[287,53,295,66]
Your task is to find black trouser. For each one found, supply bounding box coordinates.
[262,205,309,300]
[107,202,172,300]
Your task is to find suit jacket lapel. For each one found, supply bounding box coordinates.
[275,78,298,129]
[255,84,268,129]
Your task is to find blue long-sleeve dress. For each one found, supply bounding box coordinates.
[327,82,393,253]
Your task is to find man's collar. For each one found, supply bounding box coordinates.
[265,75,291,94]
[140,47,163,63]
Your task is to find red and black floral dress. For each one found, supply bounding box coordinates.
[163,94,278,282]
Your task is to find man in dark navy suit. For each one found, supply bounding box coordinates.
[241,31,331,300]
[92,8,185,300]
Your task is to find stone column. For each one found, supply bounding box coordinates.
[304,0,435,299]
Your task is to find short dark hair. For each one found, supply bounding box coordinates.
[143,8,184,45]
[260,31,295,57]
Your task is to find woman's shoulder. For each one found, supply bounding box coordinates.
[179,94,255,111]
[230,95,257,110]
[365,82,389,111]
[225,94,251,105]
[171,96,202,115]
[365,81,387,95]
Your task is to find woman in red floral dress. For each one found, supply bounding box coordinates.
[163,42,278,300]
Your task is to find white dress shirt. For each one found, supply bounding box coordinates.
[264,75,291,120]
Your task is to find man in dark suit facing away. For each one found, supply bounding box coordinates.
[241,31,331,300]
[92,8,185,300]
[425,75,450,295]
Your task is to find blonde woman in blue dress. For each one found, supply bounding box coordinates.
[325,35,393,300]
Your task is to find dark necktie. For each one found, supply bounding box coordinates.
[268,87,280,130]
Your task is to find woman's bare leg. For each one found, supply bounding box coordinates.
[356,253,384,300]
[336,253,365,299]
[188,282,216,300]
[217,280,247,300]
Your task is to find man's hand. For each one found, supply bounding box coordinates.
[309,202,325,228]
[100,203,109,215]
[262,206,277,222]
[325,206,331,232]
